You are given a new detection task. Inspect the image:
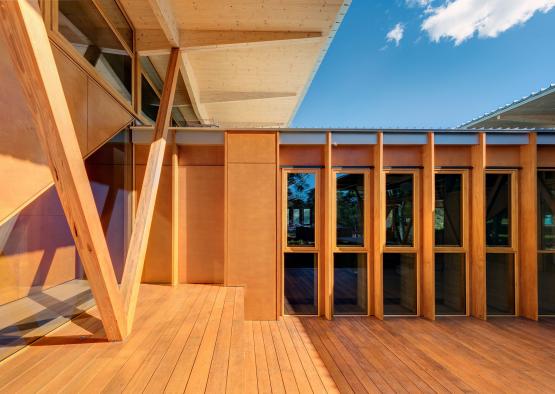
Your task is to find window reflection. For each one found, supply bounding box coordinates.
[435,174,462,246]
[486,174,511,247]
[141,76,160,124]
[486,253,515,315]
[383,253,417,315]
[336,173,364,246]
[287,173,316,246]
[284,253,318,315]
[538,171,555,250]
[435,253,466,315]
[58,0,132,103]
[333,253,367,315]
[538,254,555,315]
[386,174,414,246]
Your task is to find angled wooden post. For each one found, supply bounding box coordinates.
[121,47,180,332]
[0,0,126,340]
[470,133,487,320]
[421,132,435,319]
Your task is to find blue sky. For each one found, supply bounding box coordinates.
[292,0,555,128]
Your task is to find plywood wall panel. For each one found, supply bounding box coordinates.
[384,146,423,167]
[486,146,520,167]
[331,145,373,167]
[178,145,224,166]
[179,166,224,284]
[538,146,555,167]
[136,164,173,283]
[87,79,132,154]
[435,146,472,167]
[227,132,276,164]
[227,163,277,320]
[279,145,324,166]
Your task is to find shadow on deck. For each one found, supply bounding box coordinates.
[0,284,553,393]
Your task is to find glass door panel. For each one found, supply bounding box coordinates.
[333,253,368,315]
[284,253,318,315]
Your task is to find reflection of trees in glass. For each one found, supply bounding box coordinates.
[435,174,462,246]
[486,174,510,247]
[287,173,315,246]
[386,175,414,246]
[539,171,555,250]
[336,174,364,246]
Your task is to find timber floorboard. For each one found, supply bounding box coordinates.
[0,284,554,393]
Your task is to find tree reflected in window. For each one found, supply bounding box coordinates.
[386,174,414,246]
[287,173,315,246]
[336,173,364,246]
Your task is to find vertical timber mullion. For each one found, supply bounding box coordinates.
[0,0,126,340]
[373,132,384,319]
[171,138,179,286]
[519,133,538,320]
[324,131,333,319]
[421,132,435,319]
[471,133,487,320]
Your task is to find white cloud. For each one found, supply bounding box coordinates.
[406,0,432,7]
[422,0,555,45]
[386,23,405,46]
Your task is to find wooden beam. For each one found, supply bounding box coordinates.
[0,0,126,340]
[137,29,323,56]
[180,51,210,125]
[324,131,333,319]
[201,91,297,104]
[373,132,385,320]
[121,48,181,331]
[421,132,435,320]
[519,133,538,320]
[470,133,487,320]
[147,0,179,47]
[171,140,179,286]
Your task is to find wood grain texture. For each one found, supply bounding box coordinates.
[373,133,385,319]
[324,132,333,319]
[0,0,125,339]
[421,133,435,319]
[121,47,180,332]
[519,133,538,320]
[470,133,487,320]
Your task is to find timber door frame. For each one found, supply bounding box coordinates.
[331,168,372,316]
[434,169,470,316]
[281,168,322,316]
[485,169,520,316]
[383,169,421,317]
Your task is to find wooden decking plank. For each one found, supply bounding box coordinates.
[268,319,300,394]
[283,317,331,394]
[275,319,313,394]
[226,287,246,394]
[163,285,222,393]
[252,321,272,394]
[261,320,286,394]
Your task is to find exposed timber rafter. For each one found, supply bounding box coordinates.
[147,0,179,47]
[0,0,126,340]
[200,91,297,104]
[121,47,181,332]
[137,29,323,56]
[180,51,210,124]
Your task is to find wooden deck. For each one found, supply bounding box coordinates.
[0,284,554,393]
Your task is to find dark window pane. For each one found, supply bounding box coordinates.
[538,254,555,315]
[486,253,515,315]
[538,171,555,250]
[58,0,132,103]
[336,173,364,246]
[333,253,367,315]
[435,253,466,315]
[386,174,414,246]
[287,173,316,246]
[141,76,160,124]
[383,253,417,315]
[284,253,318,315]
[435,174,462,246]
[486,174,511,247]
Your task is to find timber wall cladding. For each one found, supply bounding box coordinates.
[226,132,278,320]
[0,36,133,224]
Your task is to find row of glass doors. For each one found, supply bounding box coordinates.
[282,168,527,317]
